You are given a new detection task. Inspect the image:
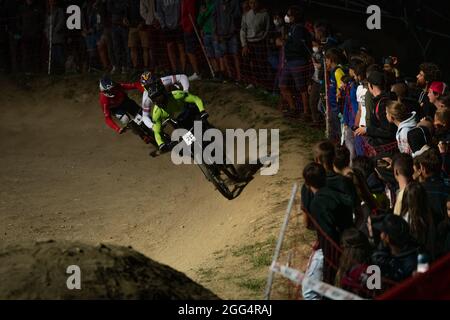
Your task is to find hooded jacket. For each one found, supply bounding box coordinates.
[396,112,417,154]
[155,0,181,30]
[366,91,397,146]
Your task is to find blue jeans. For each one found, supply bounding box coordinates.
[302,249,324,300]
[111,25,128,68]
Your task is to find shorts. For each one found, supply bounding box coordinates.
[139,27,150,48]
[216,35,239,57]
[279,59,314,92]
[203,34,220,58]
[128,27,140,48]
[85,33,100,51]
[164,27,183,45]
[184,32,198,54]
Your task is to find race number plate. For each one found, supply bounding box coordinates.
[134,114,143,125]
[182,131,196,146]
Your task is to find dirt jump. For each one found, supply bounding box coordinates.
[0,75,316,299]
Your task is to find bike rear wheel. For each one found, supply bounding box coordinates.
[197,164,234,200]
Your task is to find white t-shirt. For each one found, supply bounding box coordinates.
[356,84,367,127]
[141,74,190,130]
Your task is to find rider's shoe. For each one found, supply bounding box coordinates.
[188,73,201,81]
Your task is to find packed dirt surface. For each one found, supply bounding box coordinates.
[0,75,318,299]
[0,240,218,299]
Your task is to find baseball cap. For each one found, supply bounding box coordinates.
[367,71,385,87]
[372,214,410,246]
[429,81,447,95]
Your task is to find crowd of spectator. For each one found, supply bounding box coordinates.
[300,56,450,296]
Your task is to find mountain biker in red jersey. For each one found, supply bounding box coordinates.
[98,75,144,134]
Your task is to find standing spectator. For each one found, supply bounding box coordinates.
[214,0,242,82]
[155,0,186,74]
[82,0,103,72]
[325,47,346,141]
[302,162,355,288]
[96,0,115,72]
[392,153,414,216]
[197,0,220,78]
[371,214,418,282]
[435,109,450,175]
[240,0,270,89]
[355,71,397,153]
[278,6,312,119]
[45,0,66,74]
[107,0,129,74]
[127,0,144,73]
[400,182,437,260]
[386,101,417,154]
[181,0,201,80]
[437,196,450,256]
[140,0,158,71]
[19,0,44,74]
[416,62,442,119]
[351,59,368,156]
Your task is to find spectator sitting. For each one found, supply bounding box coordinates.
[337,228,373,298]
[386,101,417,154]
[400,182,436,260]
[392,153,414,215]
[371,214,418,282]
[416,62,442,119]
[413,148,450,225]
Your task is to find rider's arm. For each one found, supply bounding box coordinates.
[142,96,154,129]
[183,93,205,112]
[101,100,121,133]
[120,82,144,93]
[161,74,190,92]
[151,108,164,146]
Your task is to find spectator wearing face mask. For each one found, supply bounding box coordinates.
[278,6,313,119]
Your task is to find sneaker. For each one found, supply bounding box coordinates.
[188,72,201,81]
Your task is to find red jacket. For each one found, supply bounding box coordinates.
[181,0,197,33]
[99,82,144,132]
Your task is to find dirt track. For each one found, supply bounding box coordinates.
[0,76,313,298]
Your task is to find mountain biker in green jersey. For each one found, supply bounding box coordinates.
[147,77,209,152]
